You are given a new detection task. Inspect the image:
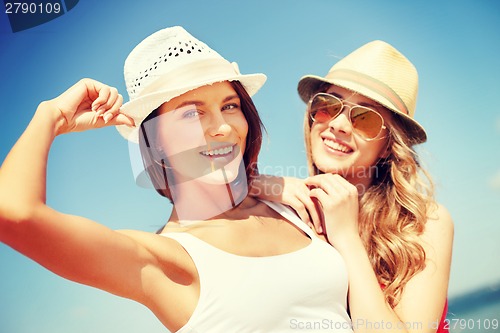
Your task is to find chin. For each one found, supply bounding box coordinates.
[198,169,238,185]
[197,152,245,185]
[315,161,354,178]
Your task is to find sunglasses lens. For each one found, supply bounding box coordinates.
[310,95,342,123]
[351,107,383,139]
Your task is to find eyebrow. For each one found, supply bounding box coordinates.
[358,101,381,110]
[328,91,381,110]
[174,94,240,110]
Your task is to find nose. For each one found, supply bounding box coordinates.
[327,107,352,136]
[207,110,231,137]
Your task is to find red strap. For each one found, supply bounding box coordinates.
[436,299,449,333]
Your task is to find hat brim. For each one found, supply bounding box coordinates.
[298,75,427,144]
[117,72,266,143]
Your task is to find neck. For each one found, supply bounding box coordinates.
[344,174,374,195]
[168,175,249,224]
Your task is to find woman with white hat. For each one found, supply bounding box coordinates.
[0,27,354,332]
[253,41,453,332]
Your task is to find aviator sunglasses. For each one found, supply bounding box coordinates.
[308,93,387,141]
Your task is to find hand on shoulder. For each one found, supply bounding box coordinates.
[250,175,321,228]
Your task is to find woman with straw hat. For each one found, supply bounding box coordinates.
[0,26,355,332]
[253,41,453,332]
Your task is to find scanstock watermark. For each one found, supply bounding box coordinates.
[3,0,79,32]
[289,318,455,331]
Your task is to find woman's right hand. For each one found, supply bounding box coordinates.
[47,78,134,135]
[305,174,360,249]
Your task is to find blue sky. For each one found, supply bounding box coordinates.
[1,1,499,332]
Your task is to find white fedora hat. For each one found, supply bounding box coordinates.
[116,26,267,143]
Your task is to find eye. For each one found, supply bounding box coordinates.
[222,103,240,112]
[182,108,201,119]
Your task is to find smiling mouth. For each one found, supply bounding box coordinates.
[323,138,353,153]
[200,144,236,158]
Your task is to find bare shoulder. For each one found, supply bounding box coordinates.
[419,203,454,265]
[425,202,454,239]
[117,229,196,276]
[116,229,199,327]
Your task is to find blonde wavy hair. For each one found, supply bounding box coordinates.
[303,91,435,308]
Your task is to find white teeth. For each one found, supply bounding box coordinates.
[201,145,233,157]
[323,139,352,153]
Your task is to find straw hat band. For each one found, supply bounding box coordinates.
[138,58,239,98]
[328,69,409,116]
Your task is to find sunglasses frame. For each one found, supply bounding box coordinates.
[308,92,388,141]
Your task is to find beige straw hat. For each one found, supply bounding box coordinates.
[116,26,267,143]
[298,40,427,143]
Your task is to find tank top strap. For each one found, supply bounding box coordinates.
[260,199,316,239]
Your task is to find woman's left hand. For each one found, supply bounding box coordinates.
[305,174,360,249]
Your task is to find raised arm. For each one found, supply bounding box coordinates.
[0,79,185,304]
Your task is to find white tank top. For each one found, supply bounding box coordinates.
[161,200,353,332]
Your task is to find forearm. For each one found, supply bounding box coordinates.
[0,101,62,221]
[337,237,408,333]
